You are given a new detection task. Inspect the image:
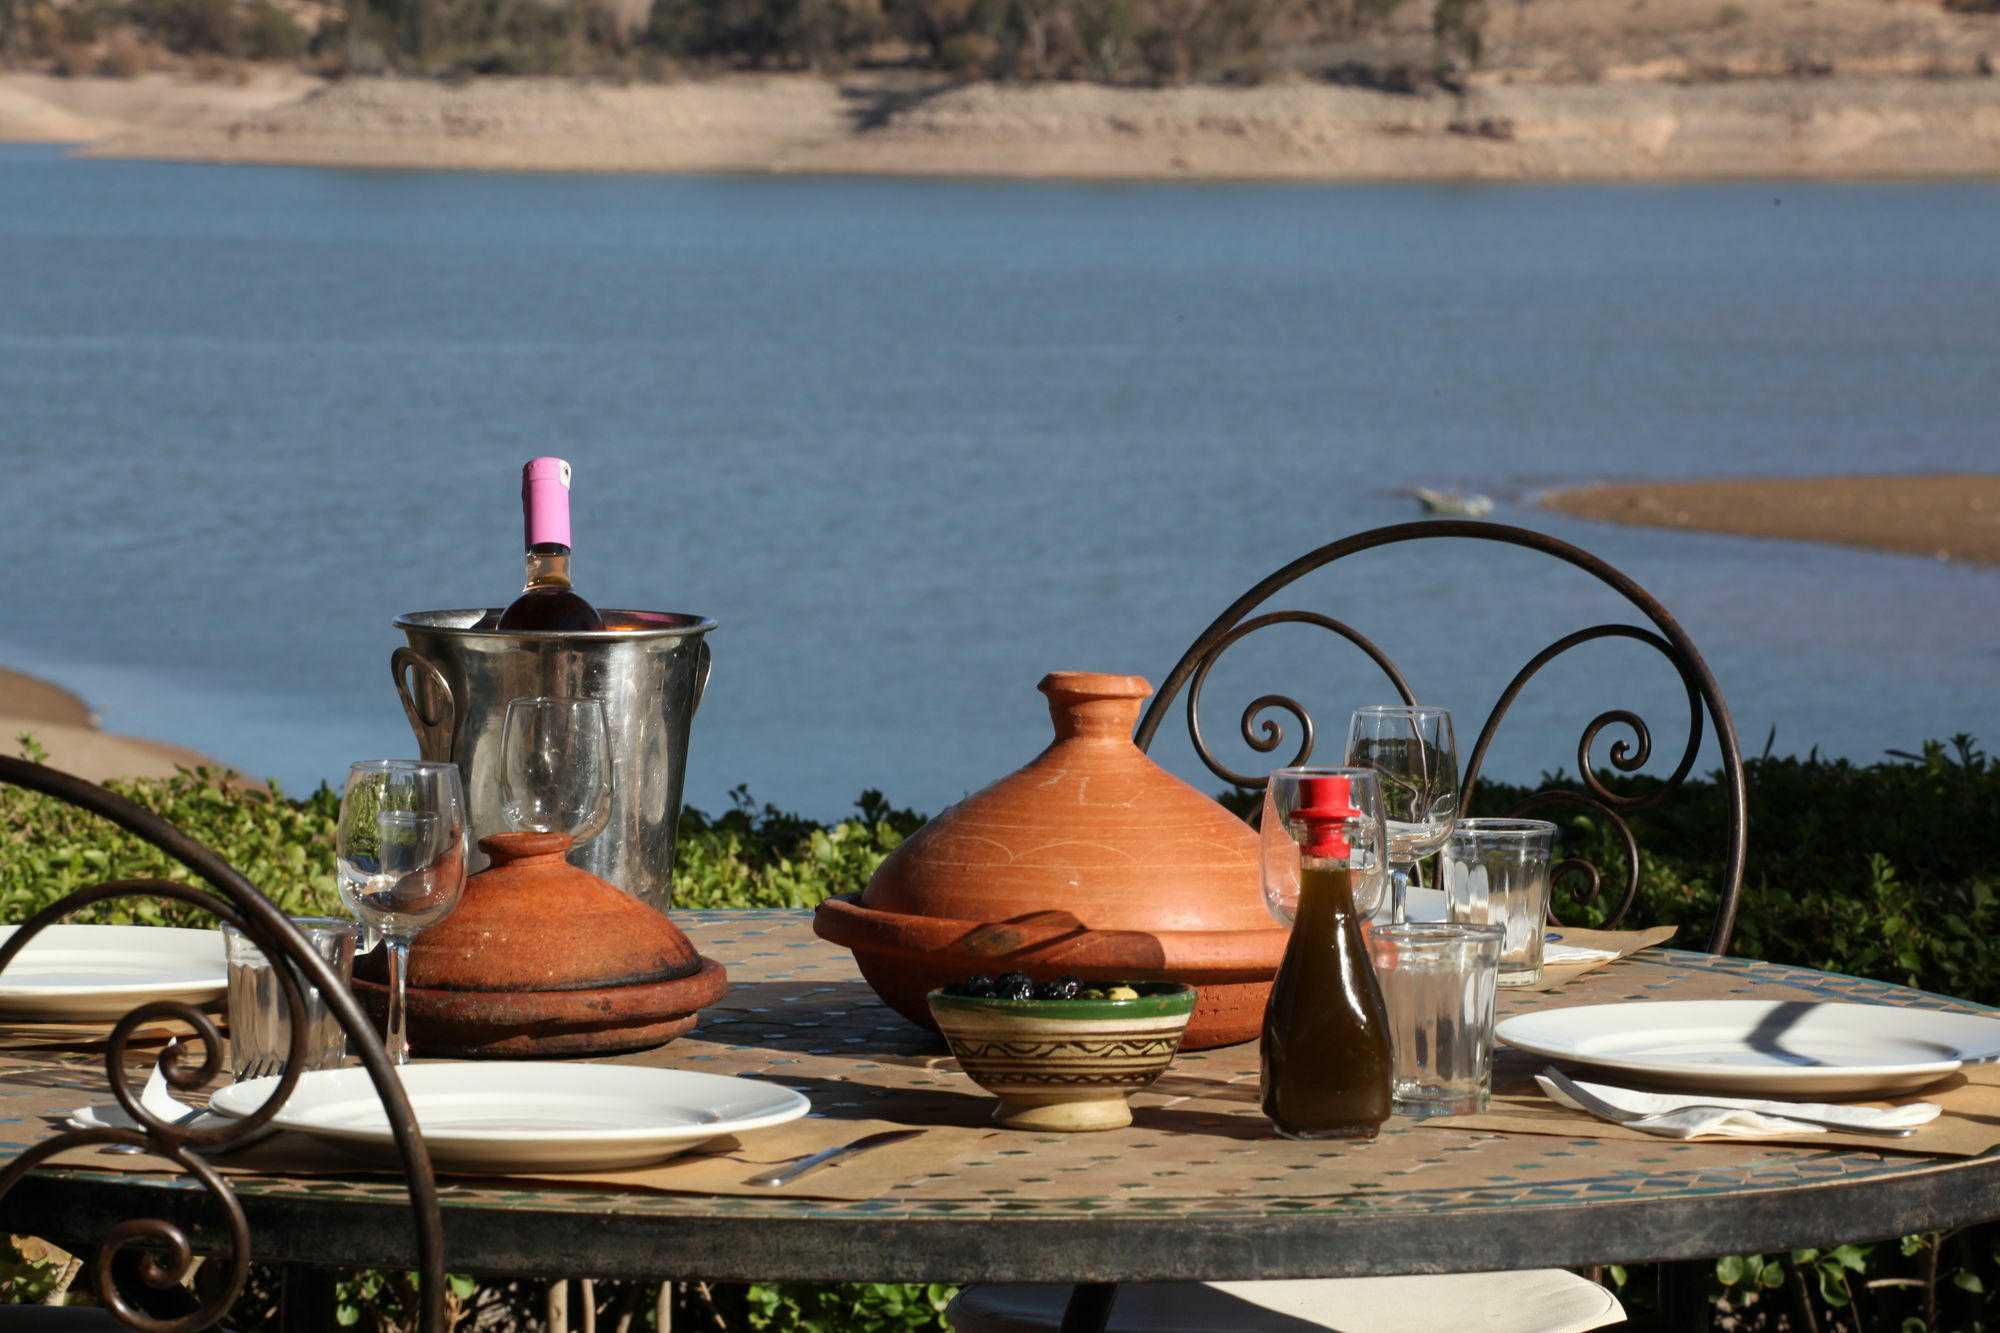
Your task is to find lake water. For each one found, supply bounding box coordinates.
[2,143,1996,820]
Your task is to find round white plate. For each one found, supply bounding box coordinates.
[0,924,227,1019]
[209,1062,812,1172]
[1498,1000,2000,1098]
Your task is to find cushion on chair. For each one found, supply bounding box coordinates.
[948,1271,1625,1333]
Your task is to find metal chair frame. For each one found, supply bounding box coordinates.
[0,755,446,1333]
[1133,519,1748,955]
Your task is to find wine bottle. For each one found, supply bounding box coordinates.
[497,458,606,633]
[1260,773,1393,1140]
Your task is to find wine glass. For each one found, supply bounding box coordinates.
[499,697,613,845]
[1259,767,1389,926]
[336,760,468,1065]
[1344,705,1460,926]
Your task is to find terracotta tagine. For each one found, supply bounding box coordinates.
[353,830,727,1056]
[813,671,1288,1049]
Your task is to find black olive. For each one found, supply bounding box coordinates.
[1051,976,1081,999]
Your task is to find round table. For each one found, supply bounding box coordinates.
[6,910,2000,1286]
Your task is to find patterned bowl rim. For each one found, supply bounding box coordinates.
[926,982,1197,1022]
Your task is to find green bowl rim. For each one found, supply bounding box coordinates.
[926,981,1198,1020]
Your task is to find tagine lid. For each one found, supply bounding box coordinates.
[858,671,1268,933]
[363,831,705,993]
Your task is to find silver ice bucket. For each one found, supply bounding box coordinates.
[391,609,715,914]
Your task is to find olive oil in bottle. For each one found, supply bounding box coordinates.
[1260,773,1394,1140]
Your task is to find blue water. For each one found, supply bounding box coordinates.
[2,143,1995,818]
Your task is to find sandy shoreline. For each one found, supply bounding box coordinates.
[2,67,1998,180]
[0,668,230,783]
[1540,474,2000,565]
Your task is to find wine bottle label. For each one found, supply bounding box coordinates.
[522,457,574,549]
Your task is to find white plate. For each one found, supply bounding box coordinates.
[1498,1000,2000,1098]
[0,924,227,1019]
[209,1062,812,1172]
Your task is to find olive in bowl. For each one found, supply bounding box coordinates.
[926,976,1198,1131]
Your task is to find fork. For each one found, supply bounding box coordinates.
[100,1104,211,1154]
[1539,1067,1917,1138]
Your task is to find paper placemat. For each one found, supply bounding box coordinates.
[44,1116,997,1201]
[1521,926,1678,991]
[1431,1062,2000,1157]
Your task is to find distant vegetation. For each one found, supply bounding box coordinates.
[0,0,1488,87]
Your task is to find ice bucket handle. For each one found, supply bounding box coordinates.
[391,647,456,762]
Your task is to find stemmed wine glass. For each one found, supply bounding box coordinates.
[499,697,613,845]
[336,760,468,1065]
[1344,705,1460,926]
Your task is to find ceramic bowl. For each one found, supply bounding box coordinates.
[926,983,1198,1131]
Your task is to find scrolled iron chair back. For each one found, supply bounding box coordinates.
[1132,520,1747,955]
[0,755,446,1333]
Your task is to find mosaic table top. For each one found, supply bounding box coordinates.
[5,910,1998,1285]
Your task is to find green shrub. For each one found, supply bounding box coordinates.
[131,0,242,54]
[241,0,306,58]
[1470,733,2000,1005]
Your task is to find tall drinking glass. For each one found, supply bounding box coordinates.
[336,760,468,1065]
[1259,767,1389,925]
[1344,705,1460,926]
[500,696,613,845]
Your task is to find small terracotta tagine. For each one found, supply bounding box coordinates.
[814,671,1287,1049]
[353,830,727,1056]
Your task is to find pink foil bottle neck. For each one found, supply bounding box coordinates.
[522,457,574,549]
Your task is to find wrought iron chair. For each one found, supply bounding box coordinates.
[949,520,1750,1333]
[0,756,447,1333]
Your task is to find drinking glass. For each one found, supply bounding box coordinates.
[223,917,360,1082]
[500,696,613,845]
[336,760,468,1064]
[1442,818,1559,986]
[1259,767,1389,925]
[1367,921,1504,1116]
[1344,705,1460,925]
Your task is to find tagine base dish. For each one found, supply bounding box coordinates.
[819,893,1279,1050]
[353,955,728,1057]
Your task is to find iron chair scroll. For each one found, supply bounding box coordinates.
[0,755,447,1333]
[1134,519,1749,954]
[957,520,1750,1333]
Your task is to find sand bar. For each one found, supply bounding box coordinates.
[0,667,231,783]
[1540,474,2000,565]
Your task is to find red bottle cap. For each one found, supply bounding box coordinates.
[1291,774,1362,859]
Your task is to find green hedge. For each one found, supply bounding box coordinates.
[1471,733,2000,1008]
[5,733,2000,1329]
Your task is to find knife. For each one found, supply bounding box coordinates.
[744,1129,925,1187]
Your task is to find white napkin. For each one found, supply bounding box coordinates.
[66,1059,241,1139]
[1535,1073,1942,1139]
[1542,942,1621,964]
